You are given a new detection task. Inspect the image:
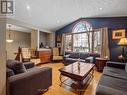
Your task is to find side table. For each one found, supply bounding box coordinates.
[95,57,109,72]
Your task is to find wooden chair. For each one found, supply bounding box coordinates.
[15,47,21,61]
[21,48,41,65]
[52,47,63,61]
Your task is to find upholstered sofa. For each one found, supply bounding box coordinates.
[6,60,52,95]
[96,61,127,95]
[63,52,100,65]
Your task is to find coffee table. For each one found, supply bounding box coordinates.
[59,62,95,95]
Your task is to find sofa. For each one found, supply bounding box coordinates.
[63,52,100,65]
[96,61,127,95]
[6,59,52,95]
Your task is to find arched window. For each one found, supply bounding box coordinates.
[64,21,101,53]
[73,21,92,33]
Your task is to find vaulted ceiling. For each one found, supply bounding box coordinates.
[9,0,127,32]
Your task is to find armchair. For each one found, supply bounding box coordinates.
[21,48,41,65]
[52,47,63,61]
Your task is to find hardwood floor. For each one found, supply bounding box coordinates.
[39,63,102,95]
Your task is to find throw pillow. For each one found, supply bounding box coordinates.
[13,62,27,74]
[6,59,16,69]
[6,67,15,77]
[7,59,27,74]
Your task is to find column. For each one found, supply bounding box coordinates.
[31,29,39,50]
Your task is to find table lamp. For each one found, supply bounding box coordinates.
[118,37,127,59]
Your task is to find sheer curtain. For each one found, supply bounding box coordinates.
[61,34,65,55]
[100,27,110,59]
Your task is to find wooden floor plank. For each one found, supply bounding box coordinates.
[39,63,102,95]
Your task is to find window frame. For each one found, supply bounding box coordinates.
[64,29,101,53]
[65,31,93,52]
[64,21,101,53]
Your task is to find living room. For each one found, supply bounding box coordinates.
[0,0,127,95]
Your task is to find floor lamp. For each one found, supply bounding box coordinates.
[118,37,127,62]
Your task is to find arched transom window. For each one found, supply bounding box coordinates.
[73,21,92,33]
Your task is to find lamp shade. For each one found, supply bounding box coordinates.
[6,39,14,43]
[118,38,127,45]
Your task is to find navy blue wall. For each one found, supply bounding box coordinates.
[56,17,127,61]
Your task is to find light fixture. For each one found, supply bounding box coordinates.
[57,20,60,23]
[26,4,30,10]
[118,37,127,62]
[6,25,14,43]
[26,0,31,10]
[118,37,127,45]
[99,7,103,10]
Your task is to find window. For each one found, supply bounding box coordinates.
[73,33,92,52]
[65,21,101,53]
[73,21,92,33]
[93,31,101,53]
[65,35,72,52]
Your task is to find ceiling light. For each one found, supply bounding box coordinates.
[57,20,60,23]
[6,39,14,43]
[99,7,103,10]
[6,25,14,43]
[26,5,30,10]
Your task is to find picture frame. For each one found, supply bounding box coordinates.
[57,35,62,42]
[112,29,125,39]
[57,43,61,47]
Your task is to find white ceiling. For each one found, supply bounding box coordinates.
[6,24,32,33]
[9,0,127,31]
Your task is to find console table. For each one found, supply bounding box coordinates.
[37,49,52,63]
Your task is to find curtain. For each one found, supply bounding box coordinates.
[100,27,110,59]
[61,34,65,55]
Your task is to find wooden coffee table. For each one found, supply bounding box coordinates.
[59,62,95,95]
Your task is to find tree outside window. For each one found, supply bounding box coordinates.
[65,21,101,54]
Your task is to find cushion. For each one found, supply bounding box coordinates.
[96,85,127,95]
[53,48,59,56]
[30,59,40,65]
[79,59,86,63]
[21,48,31,58]
[80,52,90,60]
[53,56,63,60]
[6,67,15,77]
[85,57,93,63]
[98,75,127,92]
[7,59,16,69]
[69,52,79,59]
[24,62,35,69]
[64,58,77,64]
[125,63,127,73]
[66,58,78,61]
[106,61,126,69]
[7,60,26,74]
[13,62,27,74]
[103,66,127,80]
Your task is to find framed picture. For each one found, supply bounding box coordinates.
[57,43,61,47]
[57,35,62,42]
[112,29,125,39]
